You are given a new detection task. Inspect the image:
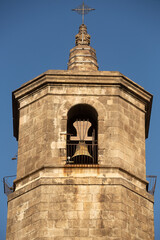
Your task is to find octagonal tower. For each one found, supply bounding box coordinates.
[6,22,154,240]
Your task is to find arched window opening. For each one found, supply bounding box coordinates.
[67,104,98,164]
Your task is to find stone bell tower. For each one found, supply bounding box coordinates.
[7,7,155,240]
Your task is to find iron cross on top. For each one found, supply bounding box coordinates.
[72,1,95,24]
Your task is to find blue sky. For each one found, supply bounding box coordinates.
[0,0,160,239]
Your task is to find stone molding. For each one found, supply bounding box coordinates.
[12,71,152,140]
[8,173,154,204]
[9,166,154,203]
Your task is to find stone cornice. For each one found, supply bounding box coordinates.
[8,166,154,204]
[12,70,152,140]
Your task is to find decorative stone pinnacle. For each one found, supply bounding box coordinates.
[75,24,90,46]
[68,1,98,71]
[67,23,99,71]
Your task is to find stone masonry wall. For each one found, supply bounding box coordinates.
[7,179,154,240]
[11,72,153,240]
[17,83,146,180]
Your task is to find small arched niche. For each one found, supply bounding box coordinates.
[67,104,98,164]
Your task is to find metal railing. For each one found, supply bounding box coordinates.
[146,175,157,196]
[66,142,98,165]
[3,175,16,196]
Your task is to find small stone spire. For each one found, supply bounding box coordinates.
[67,24,98,71]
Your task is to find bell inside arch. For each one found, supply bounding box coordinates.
[67,110,98,164]
[72,141,93,160]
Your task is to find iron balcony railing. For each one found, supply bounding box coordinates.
[146,175,157,196]
[3,175,16,196]
[66,142,98,165]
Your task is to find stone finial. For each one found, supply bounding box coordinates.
[68,24,98,71]
[75,24,91,46]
